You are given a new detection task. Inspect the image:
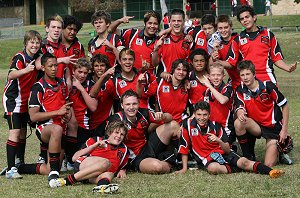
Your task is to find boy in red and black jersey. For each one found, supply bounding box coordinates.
[27,53,72,186]
[176,101,284,178]
[62,15,85,76]
[210,15,240,90]
[225,5,297,84]
[88,11,123,67]
[47,121,129,193]
[202,63,234,143]
[152,9,191,75]
[107,90,180,174]
[137,59,189,124]
[3,30,42,179]
[187,49,209,113]
[234,60,290,166]
[109,11,161,74]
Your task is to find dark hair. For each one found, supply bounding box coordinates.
[91,11,111,25]
[46,15,63,28]
[63,15,83,31]
[119,48,135,60]
[164,12,168,17]
[106,120,128,141]
[144,10,161,25]
[170,9,185,20]
[91,54,110,70]
[171,59,190,80]
[194,101,210,113]
[237,5,256,21]
[120,89,139,104]
[23,30,42,46]
[201,14,216,27]
[189,48,209,64]
[237,60,256,75]
[216,15,232,27]
[41,52,57,66]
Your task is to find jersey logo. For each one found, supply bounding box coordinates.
[117,150,124,160]
[204,96,209,103]
[162,86,170,92]
[47,47,54,54]
[91,46,95,53]
[119,80,127,88]
[46,89,54,97]
[140,119,148,129]
[73,48,80,57]
[261,36,269,44]
[191,128,199,136]
[259,93,269,101]
[136,38,143,46]
[197,38,204,46]
[61,86,67,97]
[240,38,247,45]
[243,93,251,100]
[191,80,197,87]
[164,38,171,44]
[105,46,113,53]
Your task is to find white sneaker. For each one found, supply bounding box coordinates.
[6,167,23,179]
[49,178,66,188]
[67,162,74,171]
[92,184,119,193]
[37,156,46,164]
[60,158,67,172]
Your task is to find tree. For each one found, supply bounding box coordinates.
[69,0,123,12]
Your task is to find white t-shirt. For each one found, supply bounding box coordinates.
[266,0,271,6]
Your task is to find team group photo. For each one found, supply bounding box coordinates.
[0,0,299,197]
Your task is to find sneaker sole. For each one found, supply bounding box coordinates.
[93,184,119,193]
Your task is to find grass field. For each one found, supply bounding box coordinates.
[0,15,300,197]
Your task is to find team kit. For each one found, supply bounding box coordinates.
[2,5,297,194]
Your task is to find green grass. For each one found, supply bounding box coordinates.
[0,16,300,197]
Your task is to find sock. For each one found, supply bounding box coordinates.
[49,152,60,172]
[248,134,256,159]
[65,174,77,185]
[6,140,18,169]
[237,134,252,159]
[17,163,41,174]
[65,136,78,163]
[253,162,272,175]
[40,142,48,162]
[17,139,26,164]
[97,178,110,186]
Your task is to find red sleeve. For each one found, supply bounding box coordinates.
[178,124,191,155]
[270,32,284,63]
[144,79,158,97]
[226,37,240,67]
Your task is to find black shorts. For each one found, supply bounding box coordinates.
[130,130,167,171]
[91,122,107,138]
[259,122,282,140]
[77,127,92,148]
[4,112,29,130]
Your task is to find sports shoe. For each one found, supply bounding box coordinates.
[5,167,23,179]
[279,153,293,165]
[60,158,68,172]
[67,162,74,171]
[37,156,46,164]
[269,169,285,178]
[49,178,66,188]
[92,184,119,194]
[48,171,59,181]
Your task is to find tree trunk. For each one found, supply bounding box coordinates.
[160,0,168,18]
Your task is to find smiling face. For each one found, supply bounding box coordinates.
[173,63,188,82]
[121,96,139,120]
[239,11,256,31]
[170,14,184,35]
[120,54,134,74]
[62,24,78,43]
[107,127,126,145]
[25,37,41,57]
[209,67,225,87]
[192,54,206,72]
[144,16,159,37]
[46,20,62,42]
[93,61,107,78]
[217,22,232,41]
[194,108,210,127]
[93,18,110,35]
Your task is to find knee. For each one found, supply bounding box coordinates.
[207,163,221,174]
[169,121,180,137]
[238,157,251,169]
[51,125,63,137]
[99,159,111,171]
[264,161,277,167]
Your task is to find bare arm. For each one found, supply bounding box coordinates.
[208,133,231,154]
[72,140,107,162]
[108,16,135,35]
[274,60,297,73]
[279,103,289,143]
[202,76,229,104]
[175,154,188,174]
[151,35,166,67]
[8,60,35,80]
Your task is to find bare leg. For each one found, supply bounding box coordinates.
[139,157,171,174]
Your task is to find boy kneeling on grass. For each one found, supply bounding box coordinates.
[50,120,129,194]
[175,101,284,178]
